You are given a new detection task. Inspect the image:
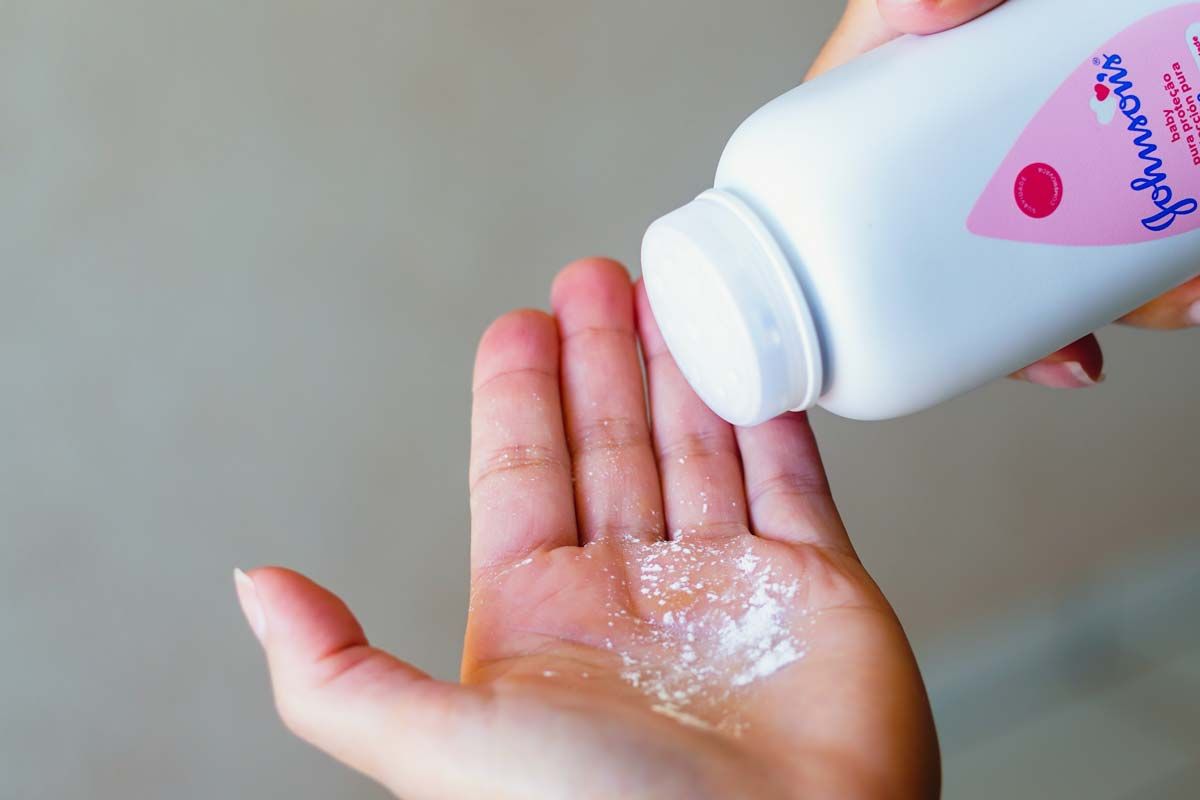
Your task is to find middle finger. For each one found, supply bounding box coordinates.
[552,259,664,545]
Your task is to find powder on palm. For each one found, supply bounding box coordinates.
[608,536,812,732]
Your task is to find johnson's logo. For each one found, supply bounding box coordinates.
[1090,80,1117,125]
[1096,53,1198,232]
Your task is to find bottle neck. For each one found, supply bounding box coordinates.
[641,189,824,425]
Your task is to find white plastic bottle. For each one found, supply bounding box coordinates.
[642,0,1200,424]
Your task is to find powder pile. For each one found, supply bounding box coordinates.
[605,536,813,732]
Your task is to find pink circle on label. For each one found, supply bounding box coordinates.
[1014,163,1063,219]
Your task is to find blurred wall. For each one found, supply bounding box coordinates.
[1,1,1197,797]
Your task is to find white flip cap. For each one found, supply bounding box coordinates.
[641,189,823,427]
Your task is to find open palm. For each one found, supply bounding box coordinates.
[233,0,1200,791]
[236,260,938,799]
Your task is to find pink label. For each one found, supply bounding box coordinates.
[969,5,1200,245]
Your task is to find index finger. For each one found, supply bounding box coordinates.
[469,310,577,574]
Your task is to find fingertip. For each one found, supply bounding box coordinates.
[473,309,559,389]
[549,257,633,321]
[478,308,557,351]
[877,0,1005,35]
[550,256,630,294]
[241,564,338,606]
[234,567,267,642]
[239,566,368,663]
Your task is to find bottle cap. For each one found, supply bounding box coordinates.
[641,189,823,426]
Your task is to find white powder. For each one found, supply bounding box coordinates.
[609,536,812,733]
[471,519,814,734]
[732,639,802,687]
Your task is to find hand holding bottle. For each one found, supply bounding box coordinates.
[815,0,1200,388]
[643,0,1200,423]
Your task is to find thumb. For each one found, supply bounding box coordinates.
[808,0,1008,81]
[807,0,897,80]
[233,567,468,797]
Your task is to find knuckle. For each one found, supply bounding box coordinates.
[552,258,630,299]
[271,647,388,739]
[470,444,568,491]
[657,429,734,466]
[571,415,647,458]
[558,323,636,347]
[747,471,831,505]
[641,343,673,365]
[472,364,556,397]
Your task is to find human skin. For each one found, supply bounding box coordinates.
[236,257,939,799]
[233,2,1200,798]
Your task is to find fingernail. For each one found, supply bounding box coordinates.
[234,568,267,642]
[1187,300,1200,326]
[1018,360,1104,389]
[1062,361,1104,387]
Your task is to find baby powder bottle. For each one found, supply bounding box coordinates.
[642,0,1200,424]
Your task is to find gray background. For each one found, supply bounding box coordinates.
[2,1,1197,798]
